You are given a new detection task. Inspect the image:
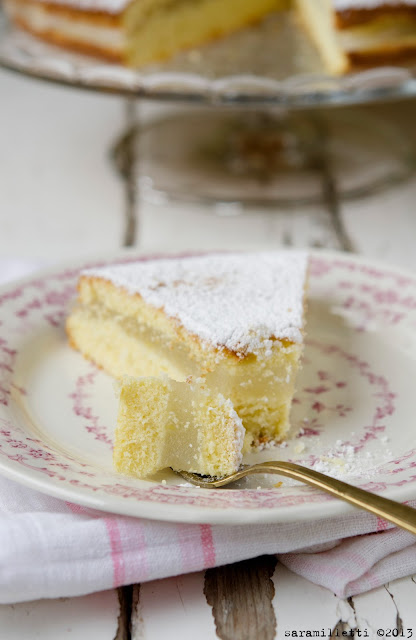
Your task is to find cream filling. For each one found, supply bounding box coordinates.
[114,376,244,477]
[69,302,302,448]
[161,379,244,475]
[83,301,300,406]
[296,0,348,73]
[338,21,416,53]
[5,0,124,51]
[94,303,203,378]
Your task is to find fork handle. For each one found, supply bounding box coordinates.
[245,461,416,535]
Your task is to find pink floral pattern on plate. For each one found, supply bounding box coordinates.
[0,250,414,521]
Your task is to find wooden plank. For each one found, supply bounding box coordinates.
[384,575,416,634]
[351,584,397,634]
[138,200,341,253]
[204,556,277,640]
[340,179,416,270]
[132,572,217,640]
[0,590,119,640]
[273,566,416,638]
[114,586,133,640]
[338,100,416,269]
[272,563,349,637]
[0,69,125,261]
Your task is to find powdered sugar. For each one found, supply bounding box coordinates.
[311,445,392,480]
[300,438,393,481]
[28,0,130,14]
[84,251,308,357]
[246,436,394,491]
[23,0,416,18]
[334,0,416,10]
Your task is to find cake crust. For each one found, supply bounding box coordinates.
[346,42,416,65]
[6,0,123,22]
[4,0,123,60]
[9,15,123,61]
[336,5,416,28]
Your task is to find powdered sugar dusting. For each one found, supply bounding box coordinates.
[334,0,416,10]
[84,251,308,356]
[250,436,395,491]
[30,0,130,14]
[310,439,392,480]
[15,0,416,17]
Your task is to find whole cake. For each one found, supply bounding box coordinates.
[115,376,245,478]
[4,0,416,72]
[66,251,308,451]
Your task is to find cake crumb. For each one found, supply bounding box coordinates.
[294,441,306,454]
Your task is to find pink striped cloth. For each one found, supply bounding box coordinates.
[0,475,415,603]
[0,261,415,603]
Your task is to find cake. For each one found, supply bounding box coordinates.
[297,0,416,74]
[66,251,308,450]
[3,0,287,66]
[5,0,416,72]
[114,375,245,478]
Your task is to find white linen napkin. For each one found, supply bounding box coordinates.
[0,474,415,603]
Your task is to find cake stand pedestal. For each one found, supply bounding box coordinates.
[111,103,415,250]
[1,8,416,249]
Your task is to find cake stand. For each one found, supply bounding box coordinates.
[1,8,416,233]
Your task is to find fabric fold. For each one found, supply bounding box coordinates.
[0,475,415,603]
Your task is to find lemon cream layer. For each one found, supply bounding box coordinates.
[114,376,245,478]
[67,252,307,449]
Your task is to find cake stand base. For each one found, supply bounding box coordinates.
[111,107,415,211]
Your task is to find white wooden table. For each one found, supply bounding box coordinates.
[0,67,415,639]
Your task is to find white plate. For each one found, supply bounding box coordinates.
[0,249,415,524]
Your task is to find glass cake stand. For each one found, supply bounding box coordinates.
[1,7,416,208]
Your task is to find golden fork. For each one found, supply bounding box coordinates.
[176,461,416,535]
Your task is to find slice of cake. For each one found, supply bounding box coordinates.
[114,375,245,478]
[66,251,308,450]
[3,0,286,66]
[297,0,416,74]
